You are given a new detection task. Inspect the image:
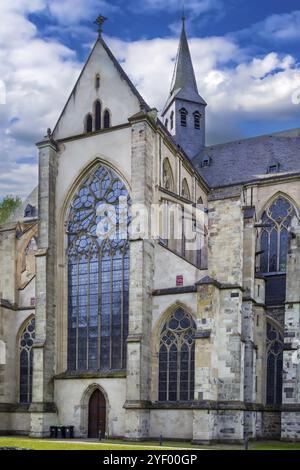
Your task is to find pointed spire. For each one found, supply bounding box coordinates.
[170,17,198,96]
[162,16,207,157]
[163,18,206,113]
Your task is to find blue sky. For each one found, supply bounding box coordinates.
[30,0,300,59]
[1,0,300,198]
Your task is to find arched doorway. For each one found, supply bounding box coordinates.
[88,389,106,438]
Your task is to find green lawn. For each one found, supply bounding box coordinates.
[251,441,300,451]
[0,437,193,451]
[0,437,300,451]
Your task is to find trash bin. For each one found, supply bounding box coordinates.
[56,426,64,439]
[50,426,57,439]
[64,426,74,439]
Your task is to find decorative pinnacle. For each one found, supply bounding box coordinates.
[95,15,108,37]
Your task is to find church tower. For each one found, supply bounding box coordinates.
[162,17,207,159]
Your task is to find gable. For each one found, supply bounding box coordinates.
[53,38,149,140]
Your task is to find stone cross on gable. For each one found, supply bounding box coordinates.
[95,15,108,37]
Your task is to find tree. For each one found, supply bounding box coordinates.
[0,196,22,225]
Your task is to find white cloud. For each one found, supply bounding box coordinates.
[109,34,242,107]
[259,10,300,41]
[109,36,300,143]
[0,2,82,198]
[236,10,300,43]
[47,0,119,25]
[1,1,300,198]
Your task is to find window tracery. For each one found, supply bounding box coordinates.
[158,308,196,402]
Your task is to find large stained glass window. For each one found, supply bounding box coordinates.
[19,318,35,404]
[260,197,296,273]
[266,322,283,405]
[158,308,196,402]
[67,164,130,372]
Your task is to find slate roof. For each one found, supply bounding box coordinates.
[193,128,300,188]
[9,186,38,223]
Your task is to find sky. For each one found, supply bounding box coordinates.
[1,0,300,198]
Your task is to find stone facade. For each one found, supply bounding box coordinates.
[0,23,300,444]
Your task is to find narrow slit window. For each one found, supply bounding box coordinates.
[170,111,174,130]
[86,114,93,133]
[180,108,188,127]
[104,110,111,129]
[95,74,100,89]
[95,101,101,131]
[194,112,201,130]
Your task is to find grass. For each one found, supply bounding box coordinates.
[1,437,300,451]
[251,441,300,451]
[0,437,195,451]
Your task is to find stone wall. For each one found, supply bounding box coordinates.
[30,139,58,436]
[281,412,300,441]
[125,114,156,440]
[262,411,281,439]
[208,191,243,285]
[150,410,193,440]
[0,227,17,304]
[282,222,300,440]
[54,378,126,438]
[0,411,31,435]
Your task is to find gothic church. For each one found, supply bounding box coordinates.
[1,18,300,443]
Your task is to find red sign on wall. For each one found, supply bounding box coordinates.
[176,275,184,287]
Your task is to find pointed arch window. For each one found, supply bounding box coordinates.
[104,110,111,129]
[266,322,283,405]
[162,158,174,192]
[95,74,100,90]
[67,164,130,372]
[259,196,297,273]
[194,111,201,130]
[19,318,35,404]
[158,308,196,402]
[182,178,191,200]
[85,114,93,133]
[179,108,188,127]
[95,101,101,131]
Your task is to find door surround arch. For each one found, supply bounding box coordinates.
[80,384,110,438]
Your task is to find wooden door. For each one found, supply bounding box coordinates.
[88,389,106,438]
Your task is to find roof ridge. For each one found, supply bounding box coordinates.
[197,127,300,155]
